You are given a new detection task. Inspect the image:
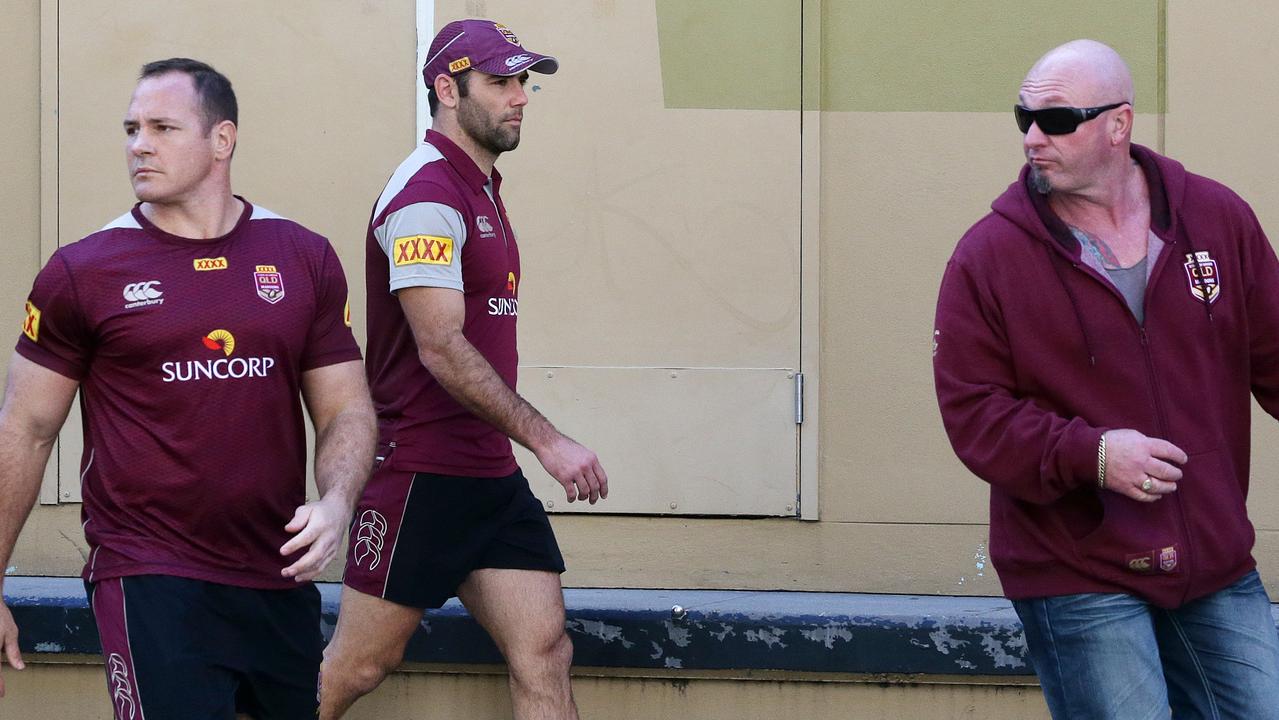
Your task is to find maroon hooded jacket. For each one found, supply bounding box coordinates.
[934,144,1279,608]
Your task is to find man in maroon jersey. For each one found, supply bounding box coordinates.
[319,20,607,720]
[0,58,376,717]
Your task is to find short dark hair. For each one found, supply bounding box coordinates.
[427,71,471,117]
[138,58,238,134]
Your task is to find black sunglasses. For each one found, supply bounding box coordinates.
[1014,101,1130,135]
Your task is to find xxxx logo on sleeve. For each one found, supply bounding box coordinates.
[393,235,453,266]
[22,301,40,342]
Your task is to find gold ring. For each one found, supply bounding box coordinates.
[1142,477,1153,493]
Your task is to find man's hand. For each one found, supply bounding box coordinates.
[0,601,25,697]
[1102,428,1187,502]
[535,433,608,504]
[280,497,352,581]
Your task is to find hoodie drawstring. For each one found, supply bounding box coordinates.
[1045,244,1097,366]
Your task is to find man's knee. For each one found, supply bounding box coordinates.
[323,648,401,698]
[549,630,574,670]
[507,629,574,681]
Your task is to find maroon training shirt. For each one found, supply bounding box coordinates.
[364,130,521,477]
[17,199,362,589]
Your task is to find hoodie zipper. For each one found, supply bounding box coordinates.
[1072,240,1196,602]
[1137,323,1197,606]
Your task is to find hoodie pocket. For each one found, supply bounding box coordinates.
[1068,451,1220,577]
[1176,447,1254,571]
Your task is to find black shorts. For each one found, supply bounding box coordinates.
[343,466,565,609]
[87,575,322,719]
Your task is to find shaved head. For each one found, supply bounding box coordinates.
[1017,40,1138,196]
[1023,39,1133,107]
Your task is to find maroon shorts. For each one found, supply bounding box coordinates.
[342,463,565,609]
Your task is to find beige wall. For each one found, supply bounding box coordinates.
[0,0,41,379]
[12,0,1279,716]
[10,0,1279,596]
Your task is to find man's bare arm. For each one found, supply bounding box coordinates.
[0,353,80,696]
[399,286,608,503]
[279,360,377,581]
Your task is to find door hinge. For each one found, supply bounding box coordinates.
[794,372,804,425]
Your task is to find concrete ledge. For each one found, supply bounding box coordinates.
[7,578,1043,675]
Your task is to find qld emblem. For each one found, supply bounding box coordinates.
[1159,546,1178,572]
[254,264,285,304]
[1183,251,1220,304]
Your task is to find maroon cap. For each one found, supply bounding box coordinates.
[422,19,559,88]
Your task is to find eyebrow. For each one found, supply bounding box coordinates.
[122,116,184,127]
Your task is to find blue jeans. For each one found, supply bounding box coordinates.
[1013,571,1279,720]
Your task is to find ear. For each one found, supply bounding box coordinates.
[1110,105,1133,145]
[434,74,461,110]
[212,119,237,160]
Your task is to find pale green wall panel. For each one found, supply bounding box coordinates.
[655,1,1159,112]
[822,0,1161,112]
[655,0,803,110]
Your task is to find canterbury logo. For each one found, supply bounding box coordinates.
[352,509,388,571]
[505,54,532,68]
[193,257,228,271]
[122,281,163,302]
[108,653,137,719]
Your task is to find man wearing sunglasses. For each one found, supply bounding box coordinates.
[935,39,1279,718]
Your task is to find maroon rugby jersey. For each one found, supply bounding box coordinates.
[17,199,361,589]
[365,129,521,476]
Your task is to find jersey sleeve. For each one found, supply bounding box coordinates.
[15,253,92,380]
[302,242,364,371]
[373,202,467,293]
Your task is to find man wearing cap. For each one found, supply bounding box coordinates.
[319,20,607,719]
[934,39,1279,718]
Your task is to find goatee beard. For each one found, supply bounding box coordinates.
[1030,167,1052,195]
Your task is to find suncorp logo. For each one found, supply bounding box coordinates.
[161,329,276,382]
[488,297,518,316]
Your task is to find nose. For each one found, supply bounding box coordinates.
[1023,120,1048,150]
[128,127,154,157]
[512,84,529,108]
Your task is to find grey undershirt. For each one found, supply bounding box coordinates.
[1070,226,1152,324]
[1104,257,1148,324]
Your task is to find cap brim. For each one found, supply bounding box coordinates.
[476,52,559,77]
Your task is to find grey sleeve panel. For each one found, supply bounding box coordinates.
[374,201,468,293]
